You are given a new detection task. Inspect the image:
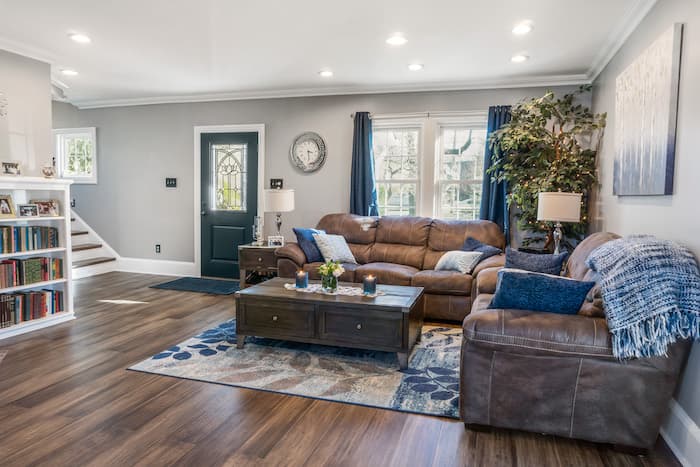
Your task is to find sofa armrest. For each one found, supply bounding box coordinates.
[475,266,501,295]
[472,254,505,277]
[275,242,306,267]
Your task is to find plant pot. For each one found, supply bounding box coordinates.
[321,274,338,293]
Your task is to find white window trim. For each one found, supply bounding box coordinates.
[371,111,487,218]
[53,127,98,184]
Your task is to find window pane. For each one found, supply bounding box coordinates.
[62,135,93,177]
[438,126,486,219]
[373,128,419,180]
[376,182,416,216]
[212,143,247,211]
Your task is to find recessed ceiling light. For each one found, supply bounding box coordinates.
[318,70,333,78]
[408,63,424,71]
[60,69,79,76]
[512,21,533,36]
[68,32,91,44]
[511,54,529,63]
[386,33,407,46]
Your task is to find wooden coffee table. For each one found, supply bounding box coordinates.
[234,277,425,369]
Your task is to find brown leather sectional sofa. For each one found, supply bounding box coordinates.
[275,213,505,321]
[461,232,691,450]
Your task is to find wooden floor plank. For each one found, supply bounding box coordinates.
[0,271,682,467]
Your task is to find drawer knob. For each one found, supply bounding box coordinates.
[257,257,263,262]
[356,323,362,330]
[272,315,278,321]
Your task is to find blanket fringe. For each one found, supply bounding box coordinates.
[612,310,700,359]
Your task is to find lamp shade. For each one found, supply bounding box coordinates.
[264,189,295,213]
[537,192,582,223]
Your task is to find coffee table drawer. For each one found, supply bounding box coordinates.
[318,307,403,348]
[238,301,314,338]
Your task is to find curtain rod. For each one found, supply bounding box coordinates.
[350,110,487,120]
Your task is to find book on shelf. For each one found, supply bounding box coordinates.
[0,257,64,288]
[0,290,64,327]
[0,226,59,253]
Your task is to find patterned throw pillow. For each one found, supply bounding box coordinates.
[461,237,502,263]
[435,251,483,274]
[293,228,325,263]
[312,233,357,264]
[505,248,568,275]
[489,268,595,315]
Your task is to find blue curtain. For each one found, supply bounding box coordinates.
[350,112,379,216]
[479,105,512,242]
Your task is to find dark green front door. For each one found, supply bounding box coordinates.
[201,132,258,279]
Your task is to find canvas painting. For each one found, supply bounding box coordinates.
[614,23,683,196]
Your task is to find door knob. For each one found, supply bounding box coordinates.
[201,210,207,216]
[356,323,362,330]
[272,315,278,321]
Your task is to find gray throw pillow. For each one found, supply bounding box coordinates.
[505,247,568,275]
[435,251,483,274]
[312,233,357,264]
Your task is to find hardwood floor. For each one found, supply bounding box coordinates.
[0,272,681,467]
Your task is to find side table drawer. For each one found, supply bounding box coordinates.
[238,300,314,338]
[240,248,277,270]
[318,306,403,348]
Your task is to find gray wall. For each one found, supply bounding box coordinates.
[52,85,582,261]
[0,49,52,174]
[592,0,700,425]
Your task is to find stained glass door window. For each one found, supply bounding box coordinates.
[211,143,247,211]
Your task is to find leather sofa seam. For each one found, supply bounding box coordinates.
[465,334,613,358]
[467,329,609,350]
[570,358,583,437]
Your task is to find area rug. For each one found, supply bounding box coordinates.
[130,320,462,418]
[150,277,239,295]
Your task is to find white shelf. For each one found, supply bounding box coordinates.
[0,278,67,294]
[0,311,75,340]
[0,216,65,223]
[0,247,66,259]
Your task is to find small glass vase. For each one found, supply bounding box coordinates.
[321,274,338,293]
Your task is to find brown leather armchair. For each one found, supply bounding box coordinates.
[460,232,692,450]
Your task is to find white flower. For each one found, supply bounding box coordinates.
[332,265,345,277]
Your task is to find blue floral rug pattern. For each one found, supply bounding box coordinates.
[130,320,462,419]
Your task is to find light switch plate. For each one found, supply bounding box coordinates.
[270,178,283,189]
[165,177,177,188]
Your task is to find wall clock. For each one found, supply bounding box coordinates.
[290,132,326,173]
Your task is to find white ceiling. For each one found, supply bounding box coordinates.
[0,0,655,108]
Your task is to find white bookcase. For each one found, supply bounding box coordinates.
[0,176,74,340]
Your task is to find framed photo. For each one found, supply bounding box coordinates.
[267,235,284,247]
[17,204,39,217]
[1,161,21,176]
[30,199,61,217]
[0,195,15,218]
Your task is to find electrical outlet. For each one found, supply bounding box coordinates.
[71,198,76,207]
[155,244,161,254]
[165,177,177,188]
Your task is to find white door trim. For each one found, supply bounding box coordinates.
[193,124,265,277]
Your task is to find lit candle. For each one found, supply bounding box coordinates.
[296,270,308,289]
[363,275,377,295]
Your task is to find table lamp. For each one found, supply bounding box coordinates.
[537,192,582,255]
[264,188,295,237]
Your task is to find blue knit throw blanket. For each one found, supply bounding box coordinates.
[586,235,700,360]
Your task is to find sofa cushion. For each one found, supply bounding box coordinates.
[411,270,473,296]
[423,219,505,270]
[472,254,505,277]
[316,213,377,264]
[463,307,613,359]
[489,269,595,315]
[475,267,500,295]
[505,248,568,275]
[355,262,419,286]
[369,216,432,269]
[293,228,325,263]
[303,262,358,282]
[565,232,621,280]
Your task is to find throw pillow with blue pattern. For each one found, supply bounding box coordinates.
[505,247,568,275]
[489,268,595,314]
[461,237,502,263]
[293,228,325,263]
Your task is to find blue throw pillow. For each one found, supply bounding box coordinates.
[293,228,325,263]
[505,247,568,275]
[488,269,595,314]
[461,237,502,262]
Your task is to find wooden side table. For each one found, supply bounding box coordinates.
[238,244,279,288]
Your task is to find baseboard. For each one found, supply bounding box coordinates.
[660,399,700,467]
[117,257,197,277]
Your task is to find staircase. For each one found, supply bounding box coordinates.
[70,212,119,279]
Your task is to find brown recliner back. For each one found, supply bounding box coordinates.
[316,213,377,264]
[369,216,432,269]
[564,231,621,280]
[423,219,506,270]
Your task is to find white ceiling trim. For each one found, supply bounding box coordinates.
[71,74,590,109]
[586,0,657,80]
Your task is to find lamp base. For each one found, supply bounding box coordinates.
[553,222,563,255]
[275,212,282,236]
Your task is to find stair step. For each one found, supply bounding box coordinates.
[71,230,89,236]
[72,242,102,252]
[73,257,116,268]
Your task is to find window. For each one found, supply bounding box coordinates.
[436,125,487,220]
[372,126,420,216]
[53,127,97,184]
[371,113,487,219]
[212,143,247,211]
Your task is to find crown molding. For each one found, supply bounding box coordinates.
[586,0,657,81]
[71,74,590,109]
[0,35,55,64]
